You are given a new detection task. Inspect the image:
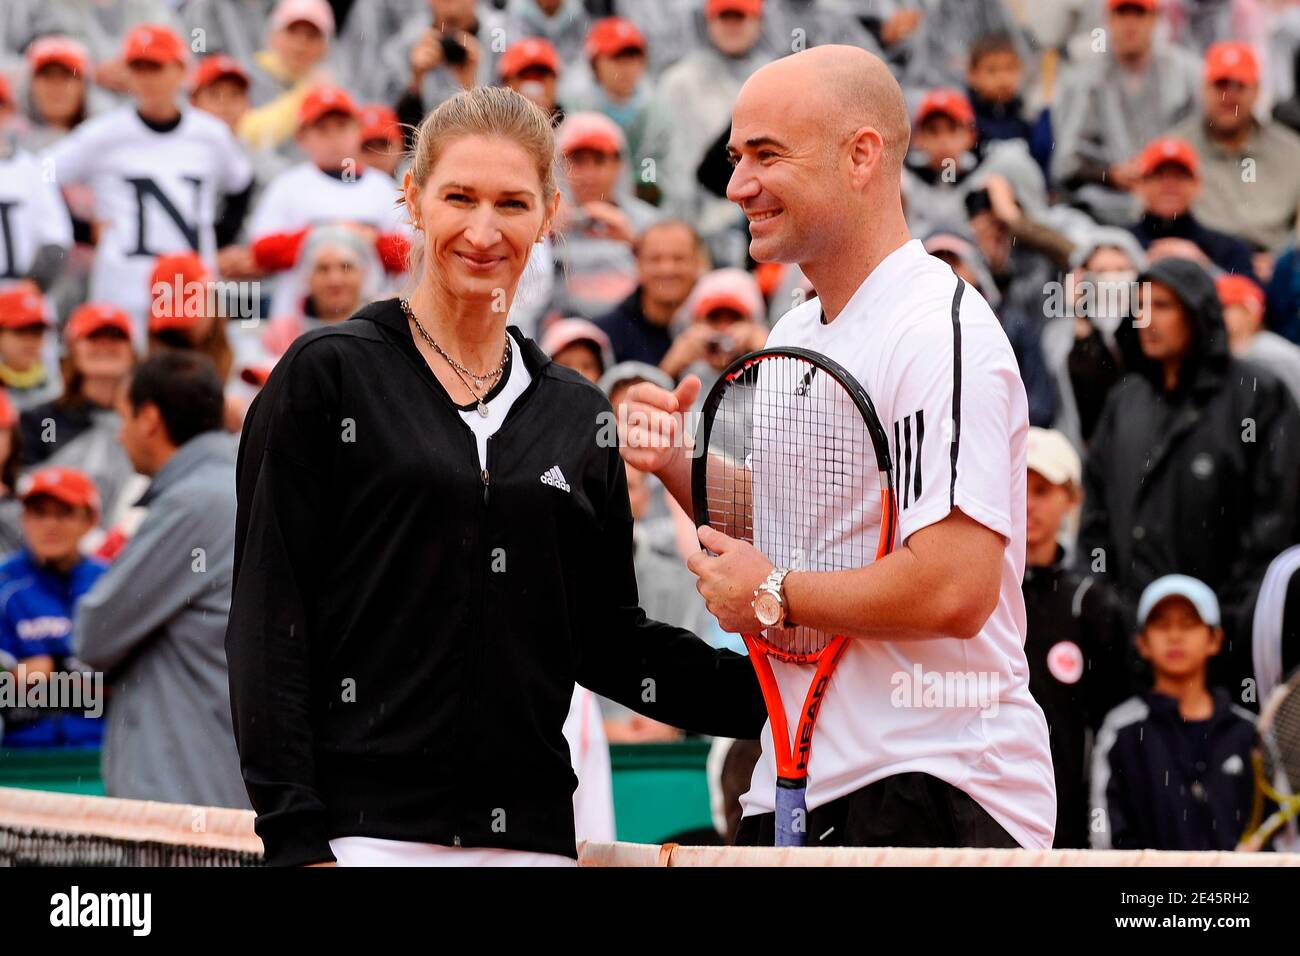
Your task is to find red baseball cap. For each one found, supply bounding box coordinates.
[28,36,90,76]
[707,0,764,17]
[0,286,50,329]
[122,24,188,67]
[0,75,11,108]
[691,268,764,322]
[915,88,975,127]
[66,303,134,342]
[1217,274,1265,311]
[191,54,250,94]
[556,111,625,156]
[1107,0,1157,10]
[359,104,401,144]
[19,466,101,516]
[585,18,647,59]
[0,390,15,429]
[240,365,273,388]
[1205,41,1259,86]
[1137,136,1199,177]
[499,38,561,80]
[298,85,358,130]
[150,251,211,331]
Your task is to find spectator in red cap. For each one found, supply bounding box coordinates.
[1170,41,1300,281]
[19,36,96,153]
[239,0,338,153]
[247,85,410,318]
[565,17,661,201]
[498,37,564,120]
[902,87,1048,242]
[0,284,59,410]
[659,267,768,394]
[1052,0,1202,226]
[553,111,662,319]
[1218,273,1300,405]
[0,464,108,749]
[358,104,404,178]
[1128,136,1257,282]
[43,23,255,325]
[387,0,507,126]
[19,303,135,471]
[644,0,770,245]
[148,252,234,391]
[507,0,590,69]
[190,54,252,136]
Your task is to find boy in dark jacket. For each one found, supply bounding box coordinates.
[1023,427,1131,847]
[1090,575,1255,850]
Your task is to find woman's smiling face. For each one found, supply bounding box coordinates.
[406,134,557,306]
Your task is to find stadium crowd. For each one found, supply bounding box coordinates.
[0,0,1298,853]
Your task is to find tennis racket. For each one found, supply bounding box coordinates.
[692,347,897,847]
[1239,669,1300,851]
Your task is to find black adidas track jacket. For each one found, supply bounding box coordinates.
[226,298,766,866]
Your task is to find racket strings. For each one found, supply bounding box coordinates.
[704,354,880,658]
[1261,674,1300,797]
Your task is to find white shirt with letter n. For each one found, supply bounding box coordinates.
[44,107,252,329]
[742,238,1055,849]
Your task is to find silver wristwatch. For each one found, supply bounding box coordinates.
[753,567,792,628]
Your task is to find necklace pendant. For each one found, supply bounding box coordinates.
[476,401,490,418]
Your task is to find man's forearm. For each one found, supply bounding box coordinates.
[655,452,695,521]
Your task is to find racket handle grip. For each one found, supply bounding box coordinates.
[775,779,808,848]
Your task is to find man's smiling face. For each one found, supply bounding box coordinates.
[725,84,847,264]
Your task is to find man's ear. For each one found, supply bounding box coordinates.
[847,125,884,190]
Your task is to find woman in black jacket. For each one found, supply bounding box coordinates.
[225,86,765,867]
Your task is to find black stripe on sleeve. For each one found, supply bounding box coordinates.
[902,413,913,509]
[913,408,924,501]
[948,278,965,509]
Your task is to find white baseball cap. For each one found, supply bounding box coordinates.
[1026,427,1081,487]
[1137,574,1221,629]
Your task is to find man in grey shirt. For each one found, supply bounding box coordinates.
[74,351,247,809]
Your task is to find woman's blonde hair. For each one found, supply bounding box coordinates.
[403,86,560,275]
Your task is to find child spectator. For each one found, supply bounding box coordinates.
[20,303,135,468]
[496,37,564,122]
[540,318,614,384]
[1091,575,1256,850]
[239,0,337,153]
[44,24,255,332]
[387,0,502,123]
[565,18,659,199]
[247,86,408,318]
[1022,427,1131,848]
[0,285,59,410]
[965,32,1050,173]
[0,466,107,748]
[17,36,98,153]
[190,54,252,137]
[358,105,404,178]
[553,111,661,319]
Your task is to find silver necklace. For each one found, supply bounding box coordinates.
[400,297,509,417]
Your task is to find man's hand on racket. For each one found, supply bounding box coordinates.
[687,525,774,634]
[618,374,702,476]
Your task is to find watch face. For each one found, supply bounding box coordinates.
[754,591,781,627]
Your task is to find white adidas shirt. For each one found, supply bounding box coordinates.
[44,107,252,329]
[740,238,1056,849]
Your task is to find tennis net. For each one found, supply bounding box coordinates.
[5,786,1300,866]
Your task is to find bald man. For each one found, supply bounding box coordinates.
[620,47,1056,850]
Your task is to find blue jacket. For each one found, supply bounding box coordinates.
[1091,689,1255,851]
[0,547,107,747]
